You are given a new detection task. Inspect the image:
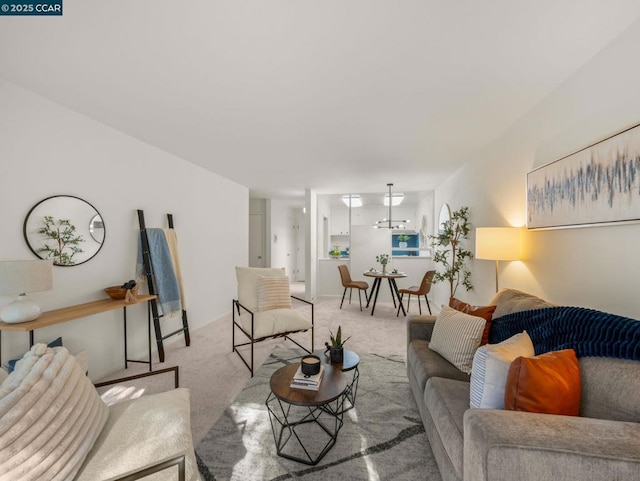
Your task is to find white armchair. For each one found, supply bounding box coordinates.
[233,267,314,376]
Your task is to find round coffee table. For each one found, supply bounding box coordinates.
[266,363,347,465]
[313,348,360,413]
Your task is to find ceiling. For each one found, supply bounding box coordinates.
[2,1,640,201]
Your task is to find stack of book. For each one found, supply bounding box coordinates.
[290,364,325,391]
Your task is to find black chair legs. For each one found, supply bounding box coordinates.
[397,293,432,316]
[424,295,432,315]
[340,287,368,311]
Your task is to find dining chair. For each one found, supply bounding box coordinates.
[338,264,369,311]
[396,270,435,316]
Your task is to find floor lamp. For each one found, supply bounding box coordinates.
[475,227,521,292]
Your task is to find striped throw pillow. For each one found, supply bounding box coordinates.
[428,305,486,374]
[257,275,292,311]
[469,330,534,409]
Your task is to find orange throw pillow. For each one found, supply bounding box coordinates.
[449,297,496,345]
[504,349,581,416]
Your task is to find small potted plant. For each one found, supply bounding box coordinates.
[398,234,410,248]
[376,253,390,274]
[324,326,350,363]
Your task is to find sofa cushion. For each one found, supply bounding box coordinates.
[429,306,485,374]
[579,356,640,422]
[408,339,470,395]
[424,377,470,481]
[256,275,292,311]
[0,344,108,481]
[488,288,554,319]
[505,349,581,416]
[75,388,199,481]
[469,331,534,409]
[237,308,312,339]
[449,297,496,346]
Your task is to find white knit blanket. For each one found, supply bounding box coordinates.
[0,345,108,481]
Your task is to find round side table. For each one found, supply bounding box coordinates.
[266,363,347,465]
[314,348,360,413]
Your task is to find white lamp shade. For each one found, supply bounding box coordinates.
[475,227,521,261]
[0,260,53,295]
[0,260,53,323]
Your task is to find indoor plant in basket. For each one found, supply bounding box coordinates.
[324,326,350,364]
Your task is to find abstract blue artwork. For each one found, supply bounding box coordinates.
[527,123,640,229]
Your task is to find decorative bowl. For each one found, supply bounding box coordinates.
[104,285,139,300]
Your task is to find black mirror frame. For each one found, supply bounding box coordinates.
[23,195,106,267]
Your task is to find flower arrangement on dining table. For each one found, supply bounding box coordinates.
[376,253,390,273]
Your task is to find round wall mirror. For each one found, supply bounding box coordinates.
[438,203,451,234]
[23,195,106,266]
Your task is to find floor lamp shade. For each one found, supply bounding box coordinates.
[475,227,521,261]
[475,228,521,292]
[0,260,53,323]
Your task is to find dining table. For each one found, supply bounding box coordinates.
[362,270,408,316]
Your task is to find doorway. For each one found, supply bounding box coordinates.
[249,213,265,267]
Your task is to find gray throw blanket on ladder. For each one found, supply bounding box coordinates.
[137,228,182,316]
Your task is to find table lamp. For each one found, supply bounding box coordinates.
[475,227,521,292]
[0,260,53,323]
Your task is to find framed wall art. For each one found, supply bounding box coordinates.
[527,122,640,229]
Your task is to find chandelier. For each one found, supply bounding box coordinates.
[374,183,410,229]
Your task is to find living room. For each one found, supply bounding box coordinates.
[1,2,640,480]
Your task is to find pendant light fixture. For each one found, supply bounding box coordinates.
[374,183,410,229]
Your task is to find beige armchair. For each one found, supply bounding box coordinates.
[233,267,314,376]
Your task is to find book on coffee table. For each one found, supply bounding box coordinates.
[290,364,325,391]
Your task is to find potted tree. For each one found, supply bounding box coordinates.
[429,206,473,299]
[324,326,350,363]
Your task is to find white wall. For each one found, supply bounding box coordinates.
[0,80,248,380]
[415,191,434,250]
[268,199,291,271]
[432,19,640,318]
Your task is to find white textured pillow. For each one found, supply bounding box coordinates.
[0,344,108,481]
[257,275,292,311]
[236,266,287,311]
[469,330,534,409]
[428,305,486,374]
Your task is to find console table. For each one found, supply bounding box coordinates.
[0,295,156,371]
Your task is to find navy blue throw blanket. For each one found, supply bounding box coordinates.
[489,306,640,361]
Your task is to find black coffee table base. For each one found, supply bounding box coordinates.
[266,392,345,465]
[341,366,359,413]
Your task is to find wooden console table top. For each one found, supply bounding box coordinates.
[0,295,156,331]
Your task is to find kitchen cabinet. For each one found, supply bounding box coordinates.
[331,206,350,235]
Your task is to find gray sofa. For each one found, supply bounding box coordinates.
[406,288,640,481]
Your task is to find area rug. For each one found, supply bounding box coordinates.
[196,346,441,481]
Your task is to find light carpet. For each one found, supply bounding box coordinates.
[196,345,441,481]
